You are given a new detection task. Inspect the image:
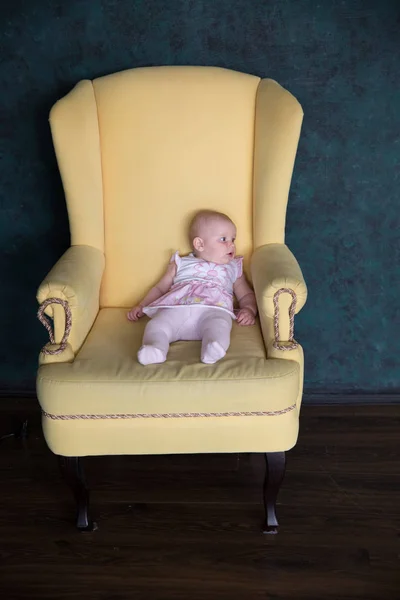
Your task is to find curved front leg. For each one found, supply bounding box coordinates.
[263,451,286,534]
[58,456,97,531]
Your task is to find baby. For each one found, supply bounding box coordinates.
[127,210,257,365]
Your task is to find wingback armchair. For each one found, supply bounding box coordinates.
[36,66,307,533]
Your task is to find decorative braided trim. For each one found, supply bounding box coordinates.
[37,298,72,355]
[42,404,296,420]
[273,288,299,351]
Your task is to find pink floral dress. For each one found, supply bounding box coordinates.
[142,252,243,319]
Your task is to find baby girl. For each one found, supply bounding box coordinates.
[127,210,257,365]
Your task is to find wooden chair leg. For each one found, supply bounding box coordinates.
[58,456,97,531]
[263,451,286,534]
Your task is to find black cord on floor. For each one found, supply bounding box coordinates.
[0,419,28,444]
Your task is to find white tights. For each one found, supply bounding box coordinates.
[138,307,232,365]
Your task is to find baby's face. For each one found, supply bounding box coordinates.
[195,217,237,264]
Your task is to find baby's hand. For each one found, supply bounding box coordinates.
[236,307,255,326]
[127,305,144,321]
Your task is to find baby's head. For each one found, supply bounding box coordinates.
[189,210,236,264]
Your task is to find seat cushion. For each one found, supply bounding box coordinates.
[37,309,300,456]
[38,308,299,415]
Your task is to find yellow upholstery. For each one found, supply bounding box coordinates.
[251,243,308,341]
[38,310,300,456]
[49,83,104,251]
[253,80,304,246]
[37,245,105,354]
[94,67,259,306]
[37,66,307,458]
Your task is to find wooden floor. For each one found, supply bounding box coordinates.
[0,400,399,600]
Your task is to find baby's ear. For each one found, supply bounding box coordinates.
[193,237,204,252]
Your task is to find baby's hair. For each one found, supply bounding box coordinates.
[189,210,234,245]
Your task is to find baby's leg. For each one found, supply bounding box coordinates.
[138,309,182,365]
[197,309,233,364]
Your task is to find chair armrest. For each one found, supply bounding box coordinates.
[37,245,105,356]
[251,243,307,345]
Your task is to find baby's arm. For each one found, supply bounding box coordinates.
[127,262,177,321]
[233,275,257,326]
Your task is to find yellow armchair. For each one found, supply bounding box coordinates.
[36,66,307,533]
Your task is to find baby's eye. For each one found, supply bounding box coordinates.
[220,237,227,242]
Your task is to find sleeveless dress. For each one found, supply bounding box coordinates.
[142,252,243,319]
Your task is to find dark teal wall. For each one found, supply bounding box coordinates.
[1,0,399,394]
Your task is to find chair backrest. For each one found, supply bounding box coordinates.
[49,66,303,307]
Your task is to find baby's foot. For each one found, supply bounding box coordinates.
[137,345,166,366]
[201,341,226,364]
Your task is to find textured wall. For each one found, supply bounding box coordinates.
[1,0,399,394]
